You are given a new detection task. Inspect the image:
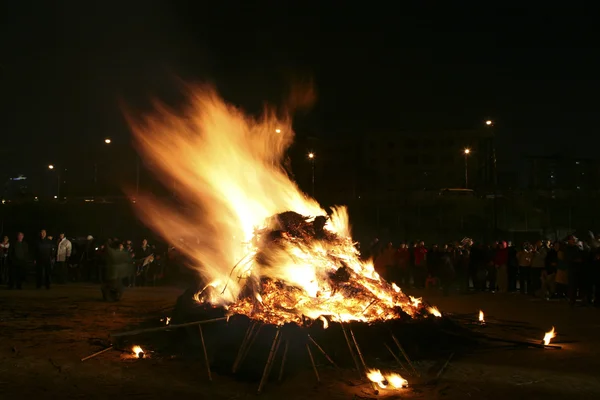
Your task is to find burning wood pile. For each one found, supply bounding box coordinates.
[199,210,428,327]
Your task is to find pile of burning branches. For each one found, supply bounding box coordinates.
[197,211,428,326]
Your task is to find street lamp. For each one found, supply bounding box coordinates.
[102,138,140,196]
[463,148,471,189]
[485,119,498,237]
[308,152,315,197]
[48,164,61,199]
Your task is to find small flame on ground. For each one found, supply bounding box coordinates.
[479,310,485,324]
[387,373,409,388]
[367,369,408,390]
[132,345,144,358]
[543,326,556,346]
[428,306,442,317]
[367,369,387,389]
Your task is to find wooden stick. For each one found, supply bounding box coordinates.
[232,322,256,373]
[198,325,212,381]
[278,340,289,382]
[349,329,379,395]
[110,317,228,338]
[435,352,454,380]
[306,343,320,383]
[81,346,113,362]
[257,327,281,394]
[340,323,362,378]
[266,332,283,380]
[391,333,420,377]
[307,334,340,370]
[236,324,264,371]
[384,343,409,375]
[484,336,562,349]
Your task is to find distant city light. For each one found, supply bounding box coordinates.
[104,138,112,144]
[48,165,55,170]
[54,195,58,199]
[464,148,471,155]
[308,152,315,159]
[485,120,493,126]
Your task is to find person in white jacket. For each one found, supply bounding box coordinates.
[56,233,72,284]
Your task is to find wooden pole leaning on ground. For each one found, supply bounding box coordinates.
[81,346,113,362]
[198,325,212,381]
[278,340,290,382]
[307,334,340,371]
[391,333,420,377]
[235,323,264,373]
[110,317,228,338]
[257,326,282,394]
[340,323,362,379]
[232,322,257,373]
[306,343,320,383]
[349,328,379,395]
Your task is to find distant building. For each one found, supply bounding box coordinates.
[526,155,600,191]
[361,129,495,194]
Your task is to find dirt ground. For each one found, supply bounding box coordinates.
[1,284,600,400]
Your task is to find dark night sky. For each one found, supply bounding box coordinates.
[1,2,598,180]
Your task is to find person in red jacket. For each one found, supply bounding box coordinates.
[494,241,509,293]
[393,243,411,287]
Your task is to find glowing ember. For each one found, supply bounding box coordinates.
[479,310,485,324]
[543,327,556,346]
[367,369,408,390]
[132,345,145,358]
[129,86,428,326]
[428,306,442,317]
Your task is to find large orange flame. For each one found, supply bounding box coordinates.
[128,86,426,325]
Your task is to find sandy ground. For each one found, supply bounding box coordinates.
[1,284,600,400]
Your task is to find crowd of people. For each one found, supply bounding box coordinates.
[369,234,600,306]
[3,228,600,307]
[0,230,175,299]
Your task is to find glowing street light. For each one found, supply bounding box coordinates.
[104,138,112,144]
[463,148,471,188]
[485,120,493,126]
[48,164,54,170]
[307,152,315,196]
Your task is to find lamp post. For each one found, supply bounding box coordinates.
[103,138,140,196]
[48,164,60,200]
[485,119,498,238]
[308,152,315,197]
[463,148,471,188]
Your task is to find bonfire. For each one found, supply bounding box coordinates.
[129,86,430,327]
[127,85,436,393]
